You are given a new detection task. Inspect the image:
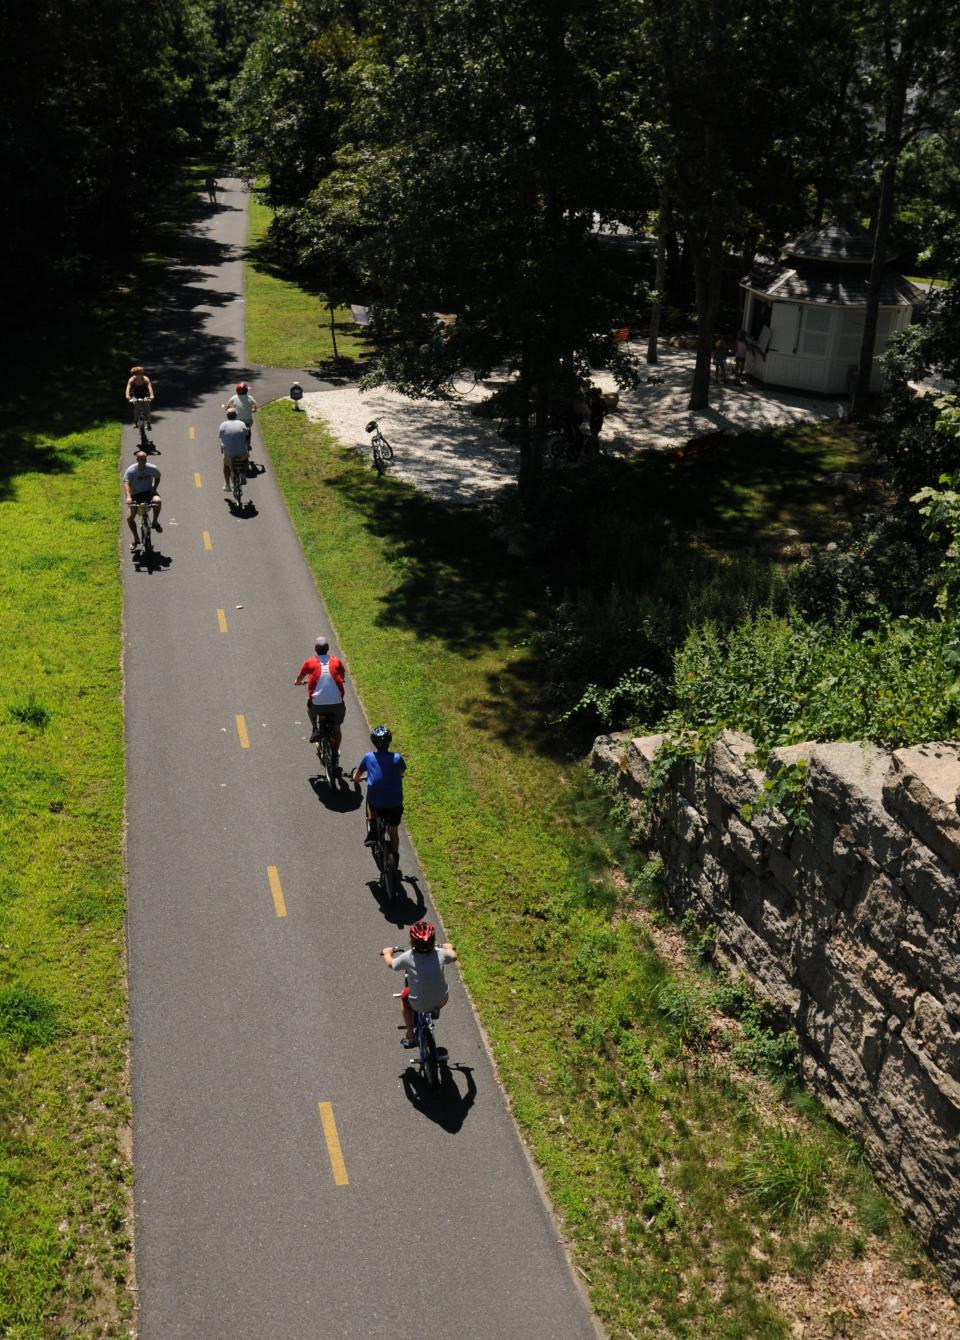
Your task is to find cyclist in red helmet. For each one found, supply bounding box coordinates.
[222,381,258,459]
[382,920,458,1047]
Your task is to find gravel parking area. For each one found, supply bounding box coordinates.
[301,343,847,507]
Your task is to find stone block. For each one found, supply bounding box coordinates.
[704,730,763,810]
[907,993,960,1084]
[590,732,631,784]
[724,812,765,876]
[884,742,960,874]
[853,871,907,954]
[627,733,669,794]
[808,740,906,874]
[767,741,819,775]
[767,845,800,900]
[899,841,959,926]
[857,944,916,1020]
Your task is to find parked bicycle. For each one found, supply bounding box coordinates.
[365,419,394,475]
[549,422,593,462]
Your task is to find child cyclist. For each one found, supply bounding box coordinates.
[381,921,458,1047]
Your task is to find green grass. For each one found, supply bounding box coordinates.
[257,401,941,1336]
[0,161,215,1338]
[245,195,369,367]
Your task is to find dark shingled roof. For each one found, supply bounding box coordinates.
[742,261,924,307]
[783,220,886,264]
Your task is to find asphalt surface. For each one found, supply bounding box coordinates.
[123,179,599,1339]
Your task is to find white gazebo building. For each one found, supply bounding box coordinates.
[740,221,924,394]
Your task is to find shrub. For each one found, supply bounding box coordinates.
[8,693,49,730]
[735,1127,828,1220]
[0,986,62,1048]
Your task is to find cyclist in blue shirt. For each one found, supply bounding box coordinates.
[352,725,406,859]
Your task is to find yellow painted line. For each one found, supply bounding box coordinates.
[317,1103,349,1186]
[235,714,250,749]
[188,425,196,441]
[194,471,202,488]
[217,608,228,634]
[202,531,212,551]
[267,865,287,918]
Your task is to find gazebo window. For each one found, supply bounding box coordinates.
[799,307,831,356]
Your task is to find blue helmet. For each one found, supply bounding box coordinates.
[371,724,392,748]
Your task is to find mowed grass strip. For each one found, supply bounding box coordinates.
[245,194,368,367]
[258,403,947,1337]
[0,417,131,1338]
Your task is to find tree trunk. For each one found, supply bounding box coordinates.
[688,214,724,411]
[647,186,669,365]
[852,57,910,416]
[329,302,339,361]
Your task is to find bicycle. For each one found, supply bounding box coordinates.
[131,400,152,450]
[369,813,400,899]
[549,422,590,462]
[386,955,445,1091]
[365,419,394,475]
[229,457,245,509]
[131,501,153,558]
[314,712,340,786]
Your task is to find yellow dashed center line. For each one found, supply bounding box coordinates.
[267,866,287,918]
[194,471,202,488]
[235,714,250,749]
[203,531,212,551]
[317,1103,349,1185]
[188,425,196,441]
[217,608,228,634]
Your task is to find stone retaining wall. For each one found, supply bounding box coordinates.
[591,730,960,1298]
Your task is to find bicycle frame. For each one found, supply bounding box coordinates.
[132,501,153,554]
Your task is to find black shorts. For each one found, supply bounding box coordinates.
[371,804,403,827]
[129,490,156,505]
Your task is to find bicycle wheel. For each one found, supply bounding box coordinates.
[379,435,394,461]
[421,1023,439,1090]
[232,467,244,507]
[550,435,565,459]
[372,443,385,475]
[140,514,152,555]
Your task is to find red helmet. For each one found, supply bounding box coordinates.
[409,920,436,951]
[236,381,249,393]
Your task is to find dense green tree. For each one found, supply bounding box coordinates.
[282,0,655,495]
[642,0,864,409]
[0,0,217,297]
[851,0,960,414]
[223,0,361,207]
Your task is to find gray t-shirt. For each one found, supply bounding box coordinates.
[123,462,161,496]
[392,946,454,1012]
[219,419,249,456]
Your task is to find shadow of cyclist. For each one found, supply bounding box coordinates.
[367,874,425,927]
[401,1063,477,1132]
[308,774,363,813]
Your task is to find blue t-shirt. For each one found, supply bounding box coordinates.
[358,749,406,806]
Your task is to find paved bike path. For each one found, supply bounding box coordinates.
[123,179,599,1339]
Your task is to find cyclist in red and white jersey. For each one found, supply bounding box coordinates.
[294,636,347,747]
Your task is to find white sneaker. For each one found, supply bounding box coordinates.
[222,484,231,491]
